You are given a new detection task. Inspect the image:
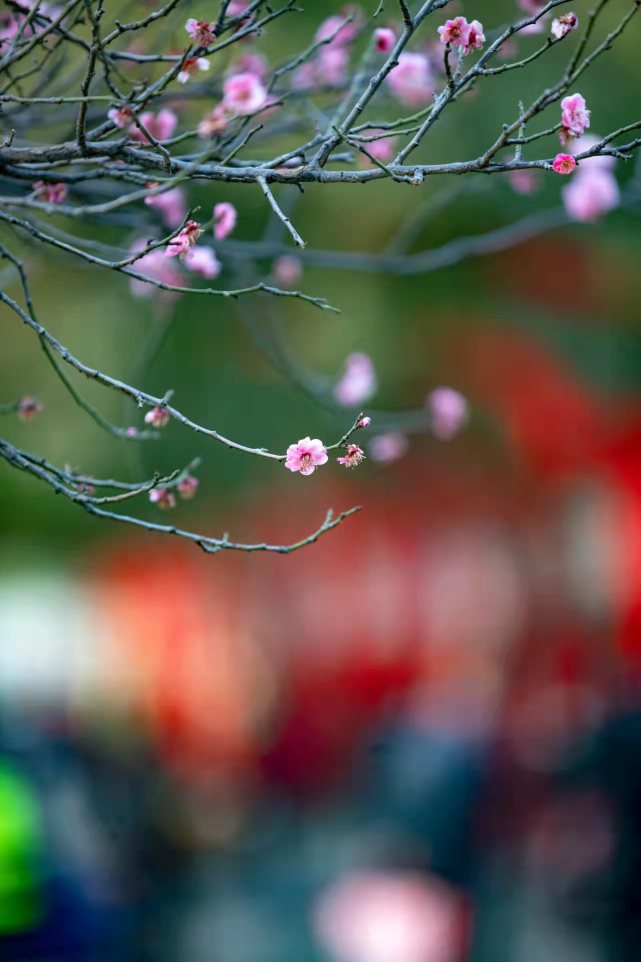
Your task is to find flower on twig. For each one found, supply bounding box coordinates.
[149,487,176,509]
[185,19,216,47]
[144,406,170,428]
[177,475,199,499]
[552,152,576,175]
[337,443,366,468]
[285,437,328,476]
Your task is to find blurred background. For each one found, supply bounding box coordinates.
[2,0,641,959]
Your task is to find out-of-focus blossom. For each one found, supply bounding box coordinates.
[386,52,432,106]
[228,51,268,78]
[108,106,134,128]
[144,185,187,228]
[223,71,267,114]
[177,475,199,499]
[427,387,469,440]
[563,168,619,222]
[314,871,463,962]
[213,202,237,240]
[149,487,176,509]
[144,406,170,428]
[374,27,395,52]
[185,18,216,46]
[272,255,302,287]
[509,167,540,194]
[129,241,183,298]
[561,92,590,140]
[570,134,615,171]
[360,130,397,166]
[337,443,366,468]
[183,246,222,278]
[227,0,250,16]
[126,426,138,437]
[285,437,328,476]
[316,46,350,85]
[129,109,178,143]
[17,396,43,421]
[518,0,548,34]
[551,12,578,39]
[198,104,229,137]
[165,220,203,259]
[553,152,576,175]
[334,353,377,407]
[177,56,210,84]
[369,432,408,463]
[315,9,360,47]
[33,180,67,204]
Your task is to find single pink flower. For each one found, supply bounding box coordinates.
[223,71,267,115]
[334,353,377,407]
[165,219,203,259]
[17,396,43,421]
[177,474,199,499]
[144,406,170,428]
[427,387,469,440]
[272,255,302,287]
[374,27,395,52]
[185,18,216,46]
[285,437,328,476]
[561,92,590,139]
[337,443,366,468]
[462,19,485,55]
[553,152,576,175]
[183,246,222,278]
[108,106,134,128]
[149,487,176,509]
[177,56,210,84]
[386,52,432,106]
[551,12,578,39]
[33,180,67,204]
[144,184,187,228]
[213,201,237,240]
[198,104,229,137]
[129,109,178,143]
[563,169,619,222]
[357,416,371,429]
[315,10,360,47]
[129,242,183,298]
[368,432,409,464]
[437,17,469,46]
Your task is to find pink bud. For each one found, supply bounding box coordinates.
[177,475,199,499]
[17,396,43,421]
[357,416,372,429]
[374,27,395,52]
[144,406,170,428]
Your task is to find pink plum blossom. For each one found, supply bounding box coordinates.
[33,180,67,204]
[357,416,371,429]
[285,437,328,476]
[369,432,408,463]
[144,406,170,428]
[561,92,590,140]
[149,487,176,509]
[129,242,183,299]
[165,220,203,259]
[315,10,360,47]
[183,246,222,278]
[334,353,377,407]
[427,387,469,440]
[108,106,134,128]
[198,104,229,137]
[223,71,268,115]
[386,53,432,106]
[272,255,302,287]
[337,443,366,468]
[374,27,395,52]
[553,152,576,174]
[437,17,469,46]
[551,12,578,39]
[462,20,485,55]
[213,201,237,240]
[185,18,216,46]
[144,184,187,228]
[17,396,43,421]
[129,109,178,143]
[177,56,210,84]
[177,475,199,499]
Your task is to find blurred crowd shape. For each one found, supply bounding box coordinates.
[3,310,641,960]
